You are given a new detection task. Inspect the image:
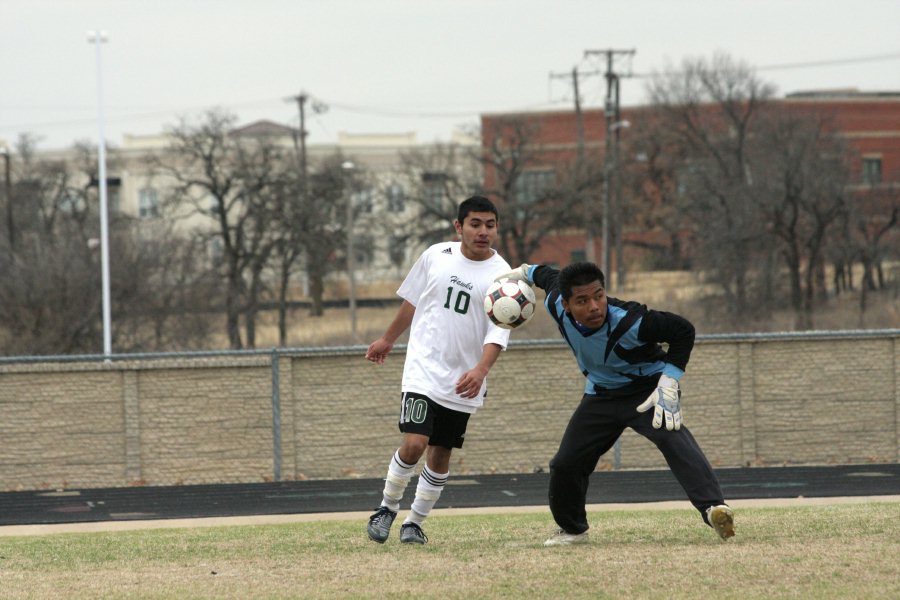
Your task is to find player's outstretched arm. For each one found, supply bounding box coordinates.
[366,300,416,364]
[494,264,560,294]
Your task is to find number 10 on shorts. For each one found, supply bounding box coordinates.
[401,393,428,424]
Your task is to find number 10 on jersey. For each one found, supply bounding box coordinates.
[443,287,471,315]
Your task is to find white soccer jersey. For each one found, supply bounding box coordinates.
[397,241,512,413]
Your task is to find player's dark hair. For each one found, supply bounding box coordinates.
[457,195,498,223]
[559,262,606,300]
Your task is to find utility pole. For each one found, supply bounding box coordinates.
[288,92,328,193]
[1,145,12,252]
[584,49,634,471]
[613,76,626,288]
[550,66,600,262]
[291,92,309,195]
[584,48,635,287]
[285,92,327,303]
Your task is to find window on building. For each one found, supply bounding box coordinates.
[138,188,160,218]
[59,189,85,213]
[570,249,586,263]
[422,172,448,210]
[389,234,408,268]
[386,183,406,212]
[354,234,375,266]
[862,157,882,185]
[354,188,374,214]
[208,237,223,265]
[87,176,121,213]
[108,186,121,213]
[512,170,555,218]
[208,195,222,217]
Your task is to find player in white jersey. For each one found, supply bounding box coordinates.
[364,196,511,545]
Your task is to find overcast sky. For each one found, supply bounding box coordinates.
[2,0,899,150]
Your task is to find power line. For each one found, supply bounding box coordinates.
[631,51,900,78]
[313,100,494,119]
[757,51,900,71]
[7,49,895,138]
[0,98,572,137]
[0,97,288,133]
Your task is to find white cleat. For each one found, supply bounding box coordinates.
[706,505,735,540]
[543,528,589,546]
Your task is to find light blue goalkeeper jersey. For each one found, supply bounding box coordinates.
[527,264,693,396]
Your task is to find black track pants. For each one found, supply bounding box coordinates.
[548,392,725,535]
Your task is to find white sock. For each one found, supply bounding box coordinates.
[381,450,415,512]
[404,466,448,525]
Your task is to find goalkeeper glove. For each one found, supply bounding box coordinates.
[494,263,532,285]
[636,374,683,431]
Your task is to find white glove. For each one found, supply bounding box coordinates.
[636,374,683,431]
[494,263,532,284]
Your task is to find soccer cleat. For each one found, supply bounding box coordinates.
[367,506,398,543]
[543,528,589,546]
[399,522,428,545]
[706,505,735,540]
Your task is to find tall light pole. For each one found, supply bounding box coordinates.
[341,161,358,342]
[88,30,112,358]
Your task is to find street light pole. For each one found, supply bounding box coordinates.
[88,30,112,358]
[341,161,358,342]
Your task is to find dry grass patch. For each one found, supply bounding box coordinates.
[227,276,900,348]
[0,503,897,599]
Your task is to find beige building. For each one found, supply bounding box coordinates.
[32,122,481,297]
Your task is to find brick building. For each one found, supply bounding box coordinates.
[480,90,900,269]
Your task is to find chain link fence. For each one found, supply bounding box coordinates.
[1,330,898,490]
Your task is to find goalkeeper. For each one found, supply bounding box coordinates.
[496,261,734,546]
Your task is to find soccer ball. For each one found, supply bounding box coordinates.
[483,278,537,329]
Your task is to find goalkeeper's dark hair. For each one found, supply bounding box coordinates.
[458,195,498,223]
[559,262,606,300]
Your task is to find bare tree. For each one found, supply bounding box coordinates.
[303,155,368,317]
[479,117,590,265]
[640,53,894,330]
[841,185,900,321]
[268,176,304,343]
[109,222,219,351]
[751,111,851,329]
[393,141,482,248]
[156,110,287,348]
[645,53,775,318]
[0,137,116,353]
[856,187,899,292]
[0,134,221,355]
[622,113,693,269]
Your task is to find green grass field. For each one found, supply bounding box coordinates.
[1,502,898,599]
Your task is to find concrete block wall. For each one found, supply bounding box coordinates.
[0,357,275,490]
[0,332,897,490]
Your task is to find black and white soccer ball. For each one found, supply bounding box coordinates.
[483,278,537,329]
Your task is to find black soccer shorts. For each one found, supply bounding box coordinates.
[397,391,471,449]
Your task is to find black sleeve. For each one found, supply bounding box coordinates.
[636,310,695,371]
[531,265,559,294]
